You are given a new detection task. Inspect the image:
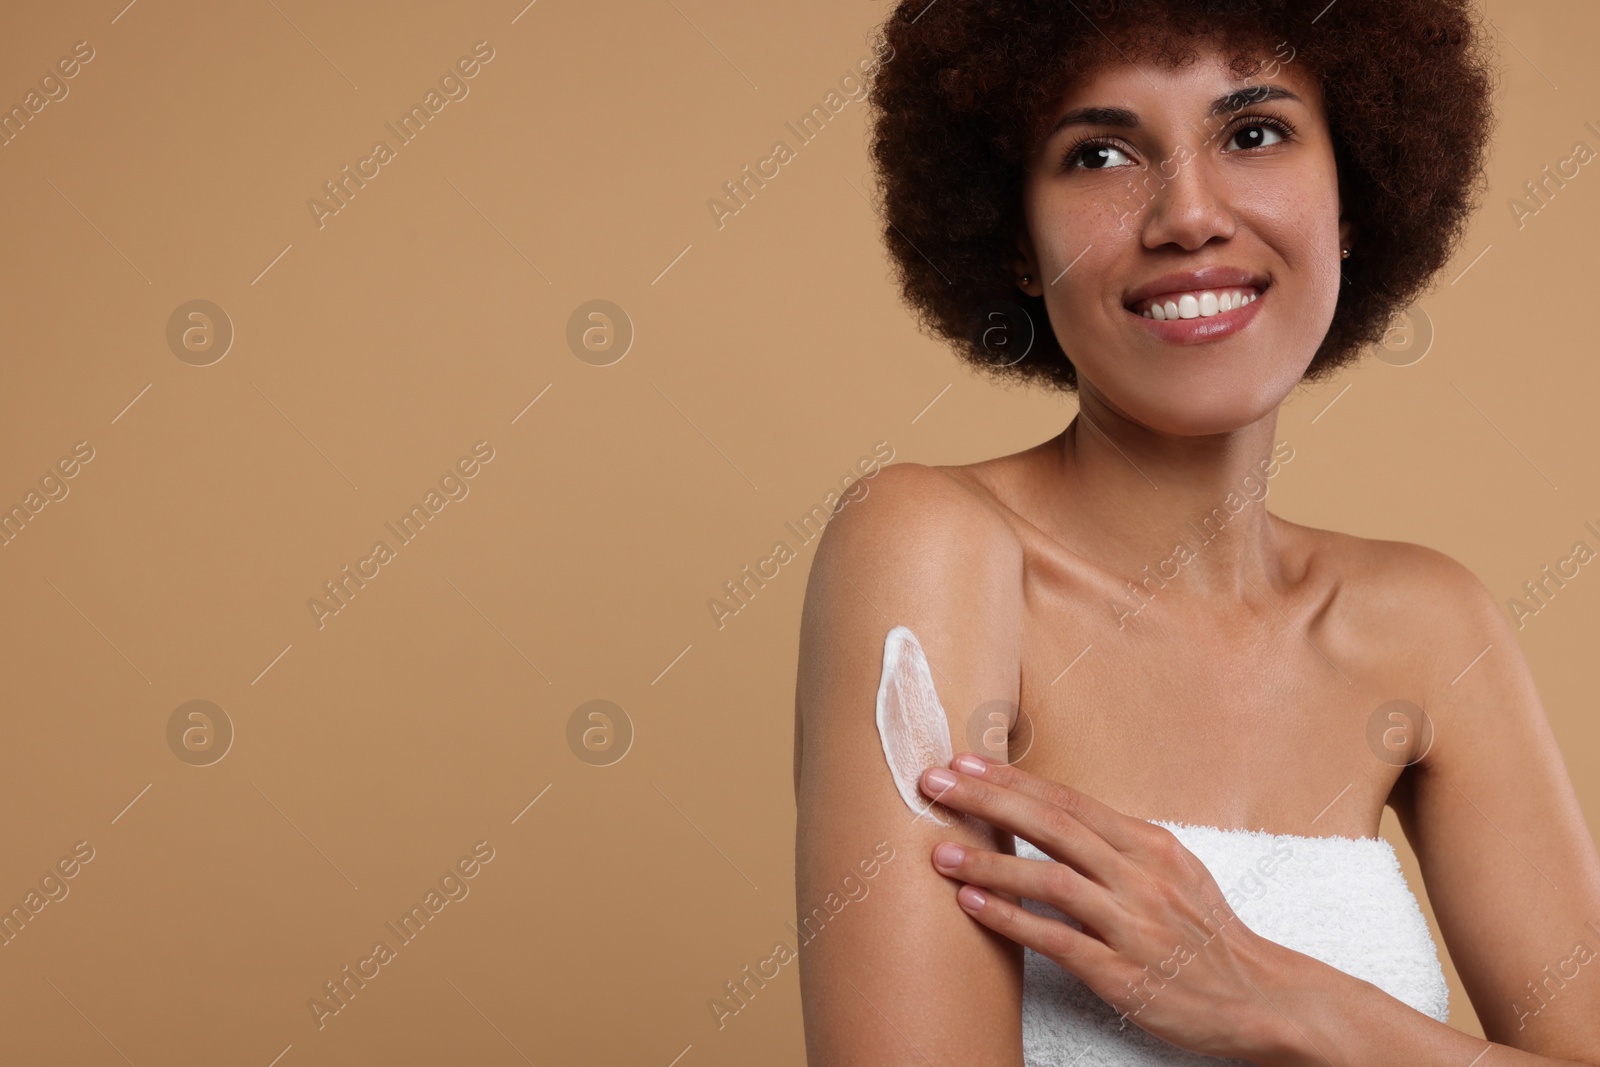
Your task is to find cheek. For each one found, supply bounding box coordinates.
[1241,162,1337,247]
[1249,178,1344,321]
[1029,194,1139,330]
[1043,248,1126,359]
[1284,210,1344,322]
[1026,178,1140,278]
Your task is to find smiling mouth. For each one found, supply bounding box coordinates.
[1130,286,1265,320]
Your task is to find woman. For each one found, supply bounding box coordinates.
[792,1,1600,1064]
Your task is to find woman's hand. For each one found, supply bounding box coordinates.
[919,752,1290,1062]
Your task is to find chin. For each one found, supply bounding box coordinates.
[1136,401,1273,438]
[1096,369,1301,437]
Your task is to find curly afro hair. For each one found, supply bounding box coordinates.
[865,0,1497,394]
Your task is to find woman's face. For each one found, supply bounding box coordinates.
[1017,41,1350,436]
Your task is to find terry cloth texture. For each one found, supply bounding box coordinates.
[1016,820,1449,1065]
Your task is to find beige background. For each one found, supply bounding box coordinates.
[0,0,1594,1063]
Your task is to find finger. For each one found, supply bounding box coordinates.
[932,840,1119,936]
[949,751,1152,854]
[919,764,1124,883]
[948,880,1121,982]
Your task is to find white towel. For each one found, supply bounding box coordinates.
[1015,821,1450,1065]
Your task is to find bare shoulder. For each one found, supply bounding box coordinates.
[794,459,1026,788]
[1302,523,1493,615]
[798,458,1027,736]
[812,459,1025,577]
[1281,518,1504,693]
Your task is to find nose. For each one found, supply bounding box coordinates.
[1132,147,1238,252]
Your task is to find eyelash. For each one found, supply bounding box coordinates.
[1060,113,1298,171]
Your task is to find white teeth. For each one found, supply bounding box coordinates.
[1138,288,1258,320]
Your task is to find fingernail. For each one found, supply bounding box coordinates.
[934,842,964,868]
[924,768,958,793]
[957,885,986,911]
[953,753,988,776]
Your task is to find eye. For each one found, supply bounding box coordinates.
[1063,138,1134,171]
[1223,117,1294,152]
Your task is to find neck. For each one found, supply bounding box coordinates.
[1048,391,1293,604]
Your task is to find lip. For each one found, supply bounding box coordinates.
[1122,267,1271,346]
[1130,286,1266,344]
[1123,266,1269,310]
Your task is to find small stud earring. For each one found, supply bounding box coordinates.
[1340,247,1350,259]
[1020,274,1033,286]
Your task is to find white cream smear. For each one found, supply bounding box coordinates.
[875,625,956,826]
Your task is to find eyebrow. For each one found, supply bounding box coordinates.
[1045,85,1302,140]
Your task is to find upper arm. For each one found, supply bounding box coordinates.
[793,463,1027,1066]
[1388,547,1600,1058]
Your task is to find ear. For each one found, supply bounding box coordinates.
[1336,181,1354,254]
[1013,226,1042,297]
